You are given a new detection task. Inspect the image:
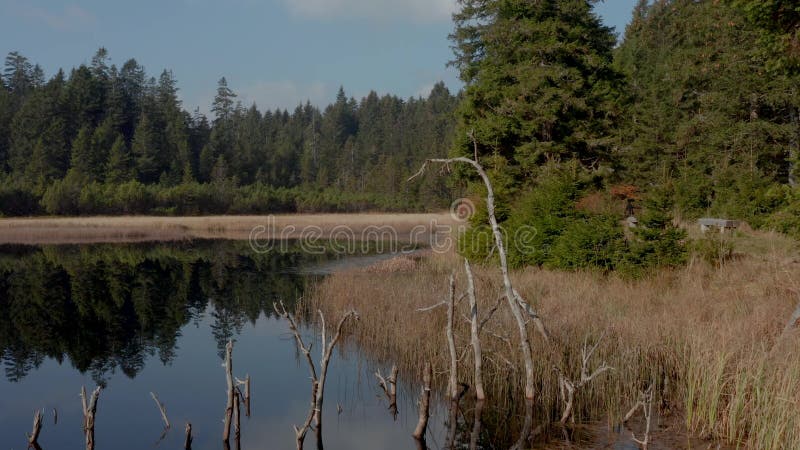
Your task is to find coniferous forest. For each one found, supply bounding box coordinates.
[0,50,459,215]
[0,0,799,246]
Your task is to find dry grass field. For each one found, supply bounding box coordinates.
[310,230,800,448]
[0,213,455,244]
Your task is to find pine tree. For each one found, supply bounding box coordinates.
[106,135,134,183]
[450,0,621,182]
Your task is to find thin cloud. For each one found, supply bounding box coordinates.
[281,0,457,23]
[11,2,96,31]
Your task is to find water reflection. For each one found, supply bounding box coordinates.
[0,241,316,385]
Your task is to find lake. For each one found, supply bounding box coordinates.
[0,240,447,450]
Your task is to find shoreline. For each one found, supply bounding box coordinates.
[0,213,456,245]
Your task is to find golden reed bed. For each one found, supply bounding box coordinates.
[0,213,455,245]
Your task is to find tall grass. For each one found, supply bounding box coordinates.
[309,233,800,448]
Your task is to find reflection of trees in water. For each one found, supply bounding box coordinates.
[0,241,313,384]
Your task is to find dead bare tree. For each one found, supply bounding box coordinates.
[375,364,399,419]
[412,362,432,448]
[26,409,43,449]
[409,134,540,401]
[556,333,613,424]
[81,386,101,450]
[275,300,359,450]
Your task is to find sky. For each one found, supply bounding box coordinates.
[0,0,638,115]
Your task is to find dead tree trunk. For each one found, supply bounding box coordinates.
[223,340,235,444]
[413,362,432,445]
[469,400,484,450]
[446,273,459,400]
[81,386,101,450]
[464,259,485,401]
[27,409,43,448]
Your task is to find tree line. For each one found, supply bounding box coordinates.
[0,49,458,215]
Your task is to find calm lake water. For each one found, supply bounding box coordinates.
[0,240,447,450]
[0,240,725,450]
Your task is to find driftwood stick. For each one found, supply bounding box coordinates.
[412,362,432,442]
[629,385,654,449]
[184,423,193,450]
[53,408,58,425]
[464,258,486,401]
[150,392,170,429]
[27,409,43,447]
[223,340,234,443]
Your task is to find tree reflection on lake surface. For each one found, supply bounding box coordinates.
[0,241,444,450]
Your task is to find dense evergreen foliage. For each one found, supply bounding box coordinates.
[449,0,800,273]
[0,50,459,215]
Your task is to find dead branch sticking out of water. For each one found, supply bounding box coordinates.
[150,392,170,430]
[626,385,654,449]
[375,364,398,419]
[412,362,432,447]
[26,409,43,449]
[221,340,248,449]
[235,375,251,417]
[444,383,470,449]
[223,340,235,444]
[184,423,193,450]
[81,386,101,450]
[275,300,359,450]
[556,333,613,425]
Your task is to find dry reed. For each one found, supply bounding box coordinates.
[309,231,800,449]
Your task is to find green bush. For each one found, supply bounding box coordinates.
[546,214,626,271]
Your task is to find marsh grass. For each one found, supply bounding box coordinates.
[309,231,800,448]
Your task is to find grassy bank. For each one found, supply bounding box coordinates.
[310,230,800,448]
[0,213,454,244]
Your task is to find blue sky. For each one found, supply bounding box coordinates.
[0,0,638,114]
